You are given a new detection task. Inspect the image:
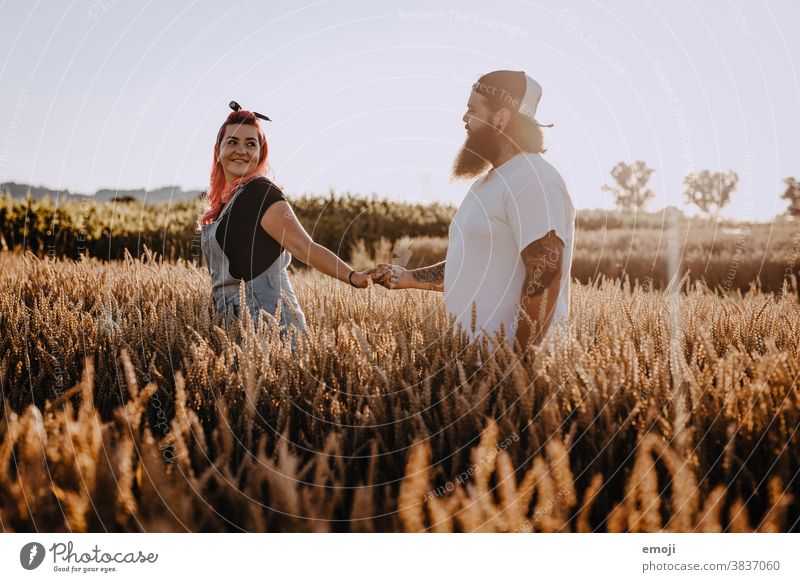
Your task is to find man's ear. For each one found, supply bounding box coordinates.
[492,108,512,133]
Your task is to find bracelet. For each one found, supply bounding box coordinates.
[348,270,357,287]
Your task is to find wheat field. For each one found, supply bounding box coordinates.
[0,249,798,532]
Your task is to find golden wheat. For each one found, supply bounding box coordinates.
[0,249,798,532]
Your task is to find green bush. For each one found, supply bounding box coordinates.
[2,191,797,293]
[0,192,455,262]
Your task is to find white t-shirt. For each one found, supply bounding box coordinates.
[443,152,575,343]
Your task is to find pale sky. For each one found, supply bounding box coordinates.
[1,0,798,220]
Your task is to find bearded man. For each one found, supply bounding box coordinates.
[375,70,575,350]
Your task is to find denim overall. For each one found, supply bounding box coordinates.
[200,183,307,333]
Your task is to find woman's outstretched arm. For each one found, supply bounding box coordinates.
[260,201,374,287]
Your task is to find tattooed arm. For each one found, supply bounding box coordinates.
[515,230,564,349]
[409,261,446,291]
[371,261,445,291]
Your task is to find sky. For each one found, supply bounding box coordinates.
[0,0,798,220]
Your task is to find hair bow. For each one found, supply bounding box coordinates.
[229,100,271,122]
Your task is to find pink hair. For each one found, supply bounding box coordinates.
[199,109,269,226]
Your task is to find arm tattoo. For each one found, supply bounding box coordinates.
[521,230,564,297]
[412,261,446,290]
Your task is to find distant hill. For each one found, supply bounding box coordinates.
[0,182,204,204]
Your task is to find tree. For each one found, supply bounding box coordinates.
[682,170,738,215]
[602,161,655,211]
[781,177,800,217]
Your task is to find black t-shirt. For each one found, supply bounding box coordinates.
[215,177,287,281]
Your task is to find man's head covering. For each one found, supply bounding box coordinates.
[471,70,543,122]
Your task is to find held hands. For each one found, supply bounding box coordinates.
[347,264,411,289]
[348,270,381,288]
[366,263,410,290]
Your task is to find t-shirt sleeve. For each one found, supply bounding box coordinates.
[238,178,286,221]
[503,175,569,254]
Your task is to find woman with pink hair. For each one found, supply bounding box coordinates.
[199,104,376,332]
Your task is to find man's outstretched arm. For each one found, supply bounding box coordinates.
[371,261,445,291]
[409,261,446,291]
[515,230,564,349]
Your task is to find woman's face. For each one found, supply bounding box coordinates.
[218,123,261,183]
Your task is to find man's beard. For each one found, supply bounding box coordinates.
[451,124,502,180]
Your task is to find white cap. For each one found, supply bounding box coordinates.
[518,73,543,122]
[472,70,543,122]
